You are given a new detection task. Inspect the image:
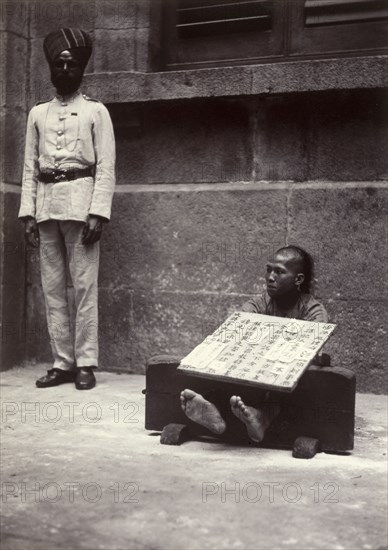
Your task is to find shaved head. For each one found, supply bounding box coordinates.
[274,248,304,272]
[265,246,314,296]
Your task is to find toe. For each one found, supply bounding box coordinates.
[182,388,197,400]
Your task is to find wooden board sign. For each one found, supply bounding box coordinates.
[178,312,336,392]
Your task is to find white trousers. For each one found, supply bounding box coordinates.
[38,220,99,370]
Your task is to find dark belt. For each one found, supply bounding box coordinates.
[39,167,94,183]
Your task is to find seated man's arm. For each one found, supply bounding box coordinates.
[240,296,267,314]
[305,302,329,324]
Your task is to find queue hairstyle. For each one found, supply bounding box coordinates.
[276,245,314,294]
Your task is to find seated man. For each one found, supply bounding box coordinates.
[180,245,329,443]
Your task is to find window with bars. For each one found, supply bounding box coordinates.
[176,0,273,37]
[304,0,388,27]
[161,0,388,70]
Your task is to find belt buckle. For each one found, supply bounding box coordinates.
[54,169,67,182]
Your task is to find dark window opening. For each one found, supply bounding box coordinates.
[305,0,388,27]
[161,0,388,70]
[177,1,273,37]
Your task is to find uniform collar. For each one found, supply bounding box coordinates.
[55,89,82,103]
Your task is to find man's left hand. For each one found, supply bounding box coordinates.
[82,215,105,245]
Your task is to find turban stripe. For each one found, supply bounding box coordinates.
[44,28,92,69]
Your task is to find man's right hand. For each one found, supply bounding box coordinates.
[24,217,40,248]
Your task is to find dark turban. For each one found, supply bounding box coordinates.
[43,28,92,70]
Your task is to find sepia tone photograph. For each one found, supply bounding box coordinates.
[1,0,387,549]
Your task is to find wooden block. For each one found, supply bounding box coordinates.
[145,356,356,452]
[292,436,321,459]
[160,423,190,446]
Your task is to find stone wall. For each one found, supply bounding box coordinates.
[2,1,387,393]
[1,3,29,369]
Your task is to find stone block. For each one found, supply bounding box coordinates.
[253,96,308,182]
[147,1,163,72]
[94,0,137,30]
[98,287,134,371]
[288,186,388,301]
[4,110,28,183]
[114,99,252,185]
[29,39,54,106]
[3,32,28,110]
[325,299,387,394]
[132,27,151,72]
[0,1,29,36]
[83,56,388,105]
[152,66,253,102]
[250,56,388,96]
[128,290,245,373]
[1,190,26,369]
[24,284,52,362]
[93,28,136,72]
[306,91,388,181]
[100,187,288,295]
[2,191,24,286]
[93,27,152,73]
[251,90,388,182]
[29,1,96,39]
[134,0,152,29]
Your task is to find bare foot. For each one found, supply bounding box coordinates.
[230,395,272,443]
[180,389,226,435]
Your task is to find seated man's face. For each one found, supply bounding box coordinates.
[265,252,303,298]
[51,50,83,95]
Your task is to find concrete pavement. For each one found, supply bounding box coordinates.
[1,364,387,550]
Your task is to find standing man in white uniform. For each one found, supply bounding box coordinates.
[19,28,116,389]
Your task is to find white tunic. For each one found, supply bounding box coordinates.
[18,90,116,222]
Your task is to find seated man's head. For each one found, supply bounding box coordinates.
[265,246,314,299]
[43,28,92,96]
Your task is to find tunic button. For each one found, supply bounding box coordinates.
[54,163,59,168]
[59,116,65,121]
[57,130,63,135]
[61,102,67,106]
[56,145,61,150]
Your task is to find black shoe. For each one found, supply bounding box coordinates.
[36,368,76,388]
[75,367,96,390]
